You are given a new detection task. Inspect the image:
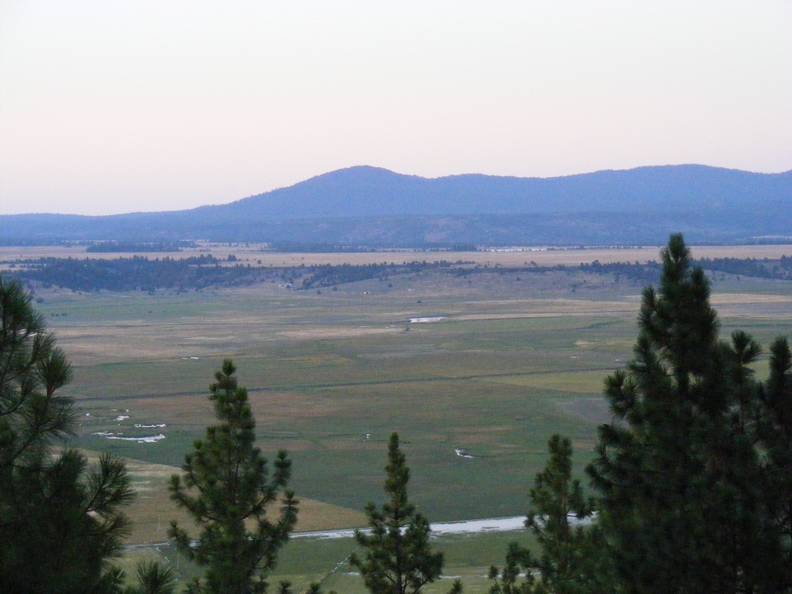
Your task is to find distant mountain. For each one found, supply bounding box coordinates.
[2,165,791,246]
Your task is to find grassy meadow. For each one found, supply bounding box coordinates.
[23,246,792,591]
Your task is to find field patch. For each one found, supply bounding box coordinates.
[557,397,613,425]
[80,452,366,545]
[278,326,402,340]
[485,370,610,394]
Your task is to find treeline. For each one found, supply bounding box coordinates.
[268,241,479,253]
[314,255,789,287]
[8,257,467,293]
[1,234,792,593]
[697,255,792,280]
[458,256,792,286]
[8,253,792,295]
[581,255,792,283]
[13,256,278,292]
[85,241,196,253]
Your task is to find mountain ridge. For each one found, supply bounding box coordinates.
[187,163,791,221]
[2,164,791,245]
[213,163,791,214]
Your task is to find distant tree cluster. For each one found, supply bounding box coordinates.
[454,257,792,286]
[85,241,195,253]
[9,258,466,293]
[574,256,792,284]
[9,251,792,294]
[12,256,275,292]
[578,260,663,284]
[696,255,792,280]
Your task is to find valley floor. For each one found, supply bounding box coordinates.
[22,246,792,592]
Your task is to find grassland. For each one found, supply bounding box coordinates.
[120,531,538,593]
[16,244,792,592]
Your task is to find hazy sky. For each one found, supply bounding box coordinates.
[1,1,790,215]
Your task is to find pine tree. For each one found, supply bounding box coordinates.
[524,435,593,594]
[488,543,534,594]
[758,337,792,588]
[0,277,135,594]
[0,277,73,472]
[587,235,784,593]
[350,432,449,594]
[169,359,298,594]
[489,435,612,594]
[272,581,334,594]
[125,560,178,594]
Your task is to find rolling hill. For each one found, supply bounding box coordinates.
[2,164,791,246]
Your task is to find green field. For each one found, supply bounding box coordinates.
[121,531,537,594]
[32,263,792,592]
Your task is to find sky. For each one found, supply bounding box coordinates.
[0,1,790,215]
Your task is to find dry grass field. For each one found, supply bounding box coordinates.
[3,242,792,270]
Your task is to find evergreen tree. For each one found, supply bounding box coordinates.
[0,277,72,472]
[350,432,453,594]
[125,560,178,594]
[272,581,334,594]
[489,435,612,594]
[587,235,785,593]
[758,337,792,587]
[488,543,534,594]
[0,277,134,594]
[169,359,298,594]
